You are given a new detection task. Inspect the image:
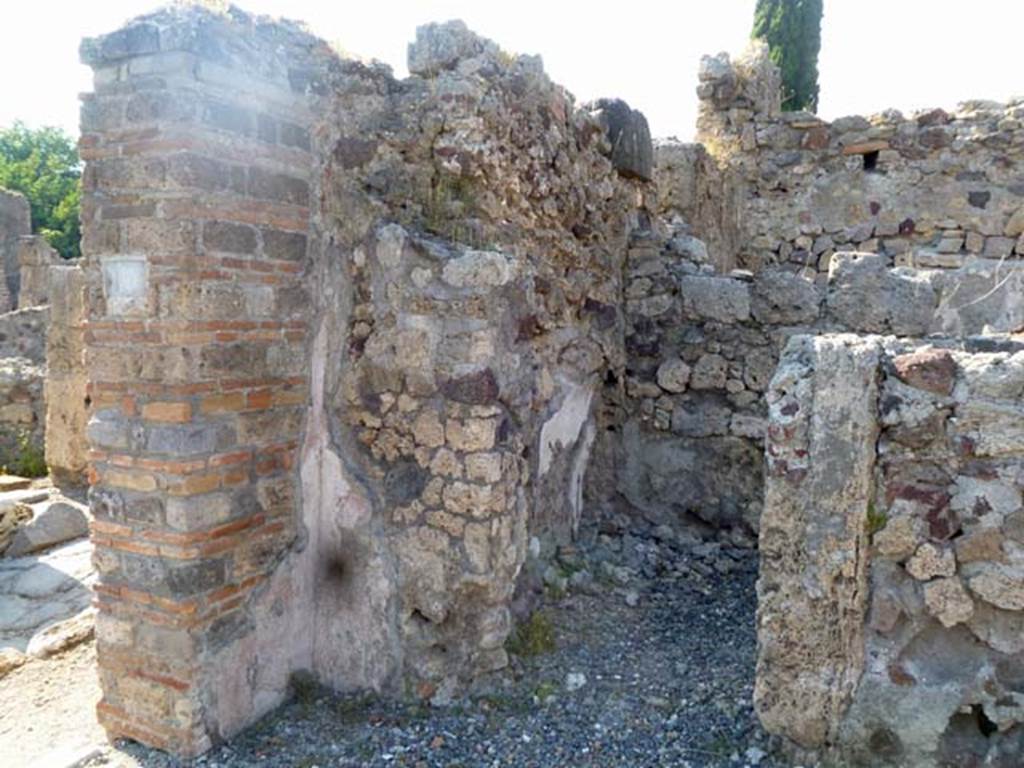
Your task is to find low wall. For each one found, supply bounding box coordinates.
[689,43,1024,275]
[758,333,1024,766]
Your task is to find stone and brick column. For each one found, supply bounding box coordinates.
[79,10,324,755]
[45,263,89,486]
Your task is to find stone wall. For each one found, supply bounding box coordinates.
[0,307,48,472]
[0,190,30,311]
[79,5,647,756]
[694,43,1024,274]
[0,189,84,481]
[0,304,47,361]
[758,333,1024,766]
[0,220,87,482]
[620,245,1024,542]
[615,44,1024,545]
[653,139,742,274]
[46,264,89,486]
[18,235,62,307]
[74,4,1024,762]
[307,20,642,697]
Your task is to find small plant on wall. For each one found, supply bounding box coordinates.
[0,428,46,478]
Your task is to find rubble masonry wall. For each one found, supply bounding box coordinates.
[78,5,648,755]
[759,334,1024,766]
[306,23,641,699]
[620,42,1024,542]
[620,247,1024,542]
[18,235,63,308]
[0,307,48,471]
[693,43,1024,275]
[74,5,1024,764]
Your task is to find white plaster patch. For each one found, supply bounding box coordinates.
[244,284,275,317]
[538,383,593,478]
[302,321,371,533]
[411,267,434,288]
[302,319,398,691]
[100,254,148,315]
[568,420,596,534]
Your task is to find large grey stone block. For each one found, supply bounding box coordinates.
[756,334,882,748]
[587,98,654,182]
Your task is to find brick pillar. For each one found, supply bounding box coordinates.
[80,9,323,755]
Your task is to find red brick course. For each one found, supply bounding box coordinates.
[82,10,319,755]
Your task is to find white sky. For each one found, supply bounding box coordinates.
[2,1,1022,141]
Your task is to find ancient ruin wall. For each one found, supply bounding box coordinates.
[618,44,1024,542]
[0,190,30,311]
[694,43,1024,275]
[759,334,1024,766]
[74,5,1024,760]
[78,5,650,755]
[652,140,742,274]
[0,307,48,469]
[17,235,63,307]
[0,196,96,479]
[620,245,1024,541]
[307,21,644,697]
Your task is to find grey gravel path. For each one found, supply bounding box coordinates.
[95,521,781,768]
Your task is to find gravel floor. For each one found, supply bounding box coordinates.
[93,521,781,768]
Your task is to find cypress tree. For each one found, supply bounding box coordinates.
[752,0,823,113]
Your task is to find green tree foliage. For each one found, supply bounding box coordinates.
[752,0,823,113]
[0,122,81,259]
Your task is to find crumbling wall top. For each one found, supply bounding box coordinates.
[407,19,505,77]
[688,36,1024,272]
[81,4,320,64]
[697,41,782,124]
